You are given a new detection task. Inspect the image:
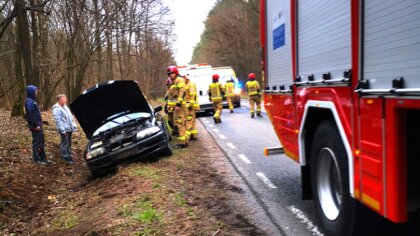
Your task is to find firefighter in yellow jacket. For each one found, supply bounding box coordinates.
[208,74,224,124]
[164,77,175,131]
[246,73,262,118]
[166,65,188,148]
[184,73,200,140]
[224,78,235,113]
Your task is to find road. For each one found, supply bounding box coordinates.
[199,99,324,236]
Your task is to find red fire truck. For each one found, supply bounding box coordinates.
[261,0,420,235]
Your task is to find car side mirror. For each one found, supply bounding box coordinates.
[153,105,163,113]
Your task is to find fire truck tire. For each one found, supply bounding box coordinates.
[310,120,355,236]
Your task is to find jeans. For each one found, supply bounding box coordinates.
[31,129,46,161]
[60,132,73,161]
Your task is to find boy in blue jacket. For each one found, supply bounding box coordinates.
[25,85,49,164]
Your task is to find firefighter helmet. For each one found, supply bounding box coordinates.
[167,65,178,75]
[248,73,256,80]
[212,74,219,80]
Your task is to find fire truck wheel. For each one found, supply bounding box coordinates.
[310,120,354,236]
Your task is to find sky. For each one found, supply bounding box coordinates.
[164,0,217,65]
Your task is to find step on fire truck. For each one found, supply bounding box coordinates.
[261,0,420,235]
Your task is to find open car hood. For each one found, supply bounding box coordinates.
[70,80,152,139]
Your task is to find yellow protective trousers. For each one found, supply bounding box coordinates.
[213,101,223,121]
[226,96,234,111]
[186,107,197,139]
[249,95,261,115]
[175,105,188,145]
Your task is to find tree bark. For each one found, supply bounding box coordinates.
[14,0,37,86]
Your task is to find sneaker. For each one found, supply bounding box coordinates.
[257,113,263,117]
[190,136,198,141]
[34,160,47,165]
[230,110,234,113]
[63,158,75,164]
[251,114,255,118]
[43,159,53,164]
[213,117,218,124]
[174,144,188,149]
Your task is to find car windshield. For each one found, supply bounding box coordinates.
[214,69,238,85]
[93,112,150,136]
[219,75,235,84]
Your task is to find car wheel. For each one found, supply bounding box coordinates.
[162,122,172,141]
[160,144,173,156]
[234,99,241,108]
[310,120,356,236]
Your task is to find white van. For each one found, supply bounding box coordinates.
[213,66,242,108]
[178,64,215,114]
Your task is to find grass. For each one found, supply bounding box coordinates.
[130,166,160,181]
[154,97,166,105]
[135,226,161,236]
[118,195,163,225]
[173,192,186,206]
[51,211,79,230]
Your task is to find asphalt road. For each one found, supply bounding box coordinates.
[199,99,324,236]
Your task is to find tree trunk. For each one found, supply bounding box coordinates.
[14,0,37,86]
[11,24,25,117]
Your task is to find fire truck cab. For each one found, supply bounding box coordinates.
[261,0,420,235]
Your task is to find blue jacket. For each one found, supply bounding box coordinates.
[52,103,77,133]
[25,85,42,130]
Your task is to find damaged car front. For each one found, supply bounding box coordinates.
[70,80,172,177]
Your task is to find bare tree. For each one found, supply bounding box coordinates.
[0,0,175,115]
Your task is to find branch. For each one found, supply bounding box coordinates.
[0,8,16,39]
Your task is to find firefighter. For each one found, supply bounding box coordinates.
[224,78,235,113]
[166,66,188,148]
[246,73,262,118]
[183,73,200,140]
[208,74,224,124]
[164,77,175,131]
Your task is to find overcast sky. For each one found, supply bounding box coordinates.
[165,0,217,65]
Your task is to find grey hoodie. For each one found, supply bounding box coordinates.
[52,103,77,133]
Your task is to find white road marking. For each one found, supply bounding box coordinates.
[213,128,220,133]
[205,120,210,124]
[218,134,227,139]
[238,154,252,164]
[226,142,237,149]
[209,124,214,128]
[256,172,278,189]
[202,118,207,120]
[288,205,324,236]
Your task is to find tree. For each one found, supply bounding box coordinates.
[191,0,262,85]
[0,0,175,115]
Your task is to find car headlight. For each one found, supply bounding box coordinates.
[87,147,105,159]
[136,126,160,140]
[234,88,242,95]
[90,141,103,149]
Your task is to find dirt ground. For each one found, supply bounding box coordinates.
[0,109,267,236]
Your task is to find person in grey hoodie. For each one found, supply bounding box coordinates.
[52,94,77,164]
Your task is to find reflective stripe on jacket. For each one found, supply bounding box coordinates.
[246,80,260,96]
[167,76,186,103]
[225,82,235,97]
[209,82,224,102]
[186,80,200,110]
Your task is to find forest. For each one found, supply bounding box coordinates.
[0,0,175,116]
[191,0,261,84]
